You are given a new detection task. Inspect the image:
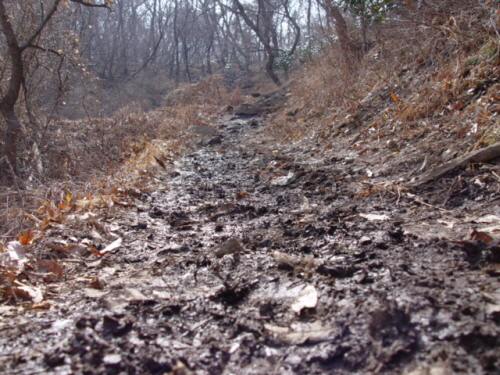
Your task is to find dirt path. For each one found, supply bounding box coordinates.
[2,113,500,374]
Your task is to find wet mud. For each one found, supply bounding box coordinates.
[2,114,500,375]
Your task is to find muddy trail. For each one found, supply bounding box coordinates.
[2,112,500,375]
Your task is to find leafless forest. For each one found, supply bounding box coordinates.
[1,0,493,188]
[0,0,307,182]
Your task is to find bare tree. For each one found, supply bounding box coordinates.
[0,0,111,178]
[227,0,301,86]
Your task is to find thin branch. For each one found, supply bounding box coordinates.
[282,0,300,57]
[26,44,64,57]
[21,0,62,50]
[70,0,113,10]
[0,0,24,108]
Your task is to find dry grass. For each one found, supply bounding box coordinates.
[0,74,243,244]
[164,74,243,107]
[268,0,500,148]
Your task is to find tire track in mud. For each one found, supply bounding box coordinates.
[2,115,500,375]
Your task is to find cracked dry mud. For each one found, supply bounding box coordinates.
[2,113,500,375]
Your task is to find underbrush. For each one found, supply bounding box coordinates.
[269,0,500,154]
[0,74,242,243]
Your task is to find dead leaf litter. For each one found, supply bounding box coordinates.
[2,113,500,374]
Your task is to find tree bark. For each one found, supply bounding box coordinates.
[0,0,28,174]
[319,0,360,67]
[282,0,301,80]
[2,109,23,174]
[410,142,500,186]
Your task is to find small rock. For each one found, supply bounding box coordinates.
[187,125,219,137]
[208,137,222,145]
[285,354,303,365]
[271,172,295,186]
[386,139,398,149]
[234,103,262,116]
[103,354,121,365]
[360,236,372,245]
[215,238,245,258]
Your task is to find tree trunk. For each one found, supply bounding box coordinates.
[319,1,360,67]
[0,0,25,175]
[2,108,22,174]
[265,50,281,86]
[232,0,281,86]
[360,16,369,54]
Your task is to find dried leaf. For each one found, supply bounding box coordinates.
[475,214,500,224]
[31,301,52,310]
[12,281,43,303]
[17,229,34,245]
[291,284,318,313]
[47,205,55,218]
[471,229,493,243]
[2,241,28,274]
[271,172,295,186]
[64,191,72,203]
[390,91,399,102]
[37,259,63,278]
[103,288,148,310]
[234,191,248,199]
[88,244,102,256]
[154,156,166,169]
[215,238,245,258]
[270,252,321,271]
[358,148,370,156]
[90,277,106,289]
[264,321,337,345]
[112,198,133,207]
[99,238,123,256]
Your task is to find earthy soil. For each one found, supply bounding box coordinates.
[2,107,500,375]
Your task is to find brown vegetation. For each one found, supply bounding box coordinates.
[0,74,242,241]
[270,0,500,159]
